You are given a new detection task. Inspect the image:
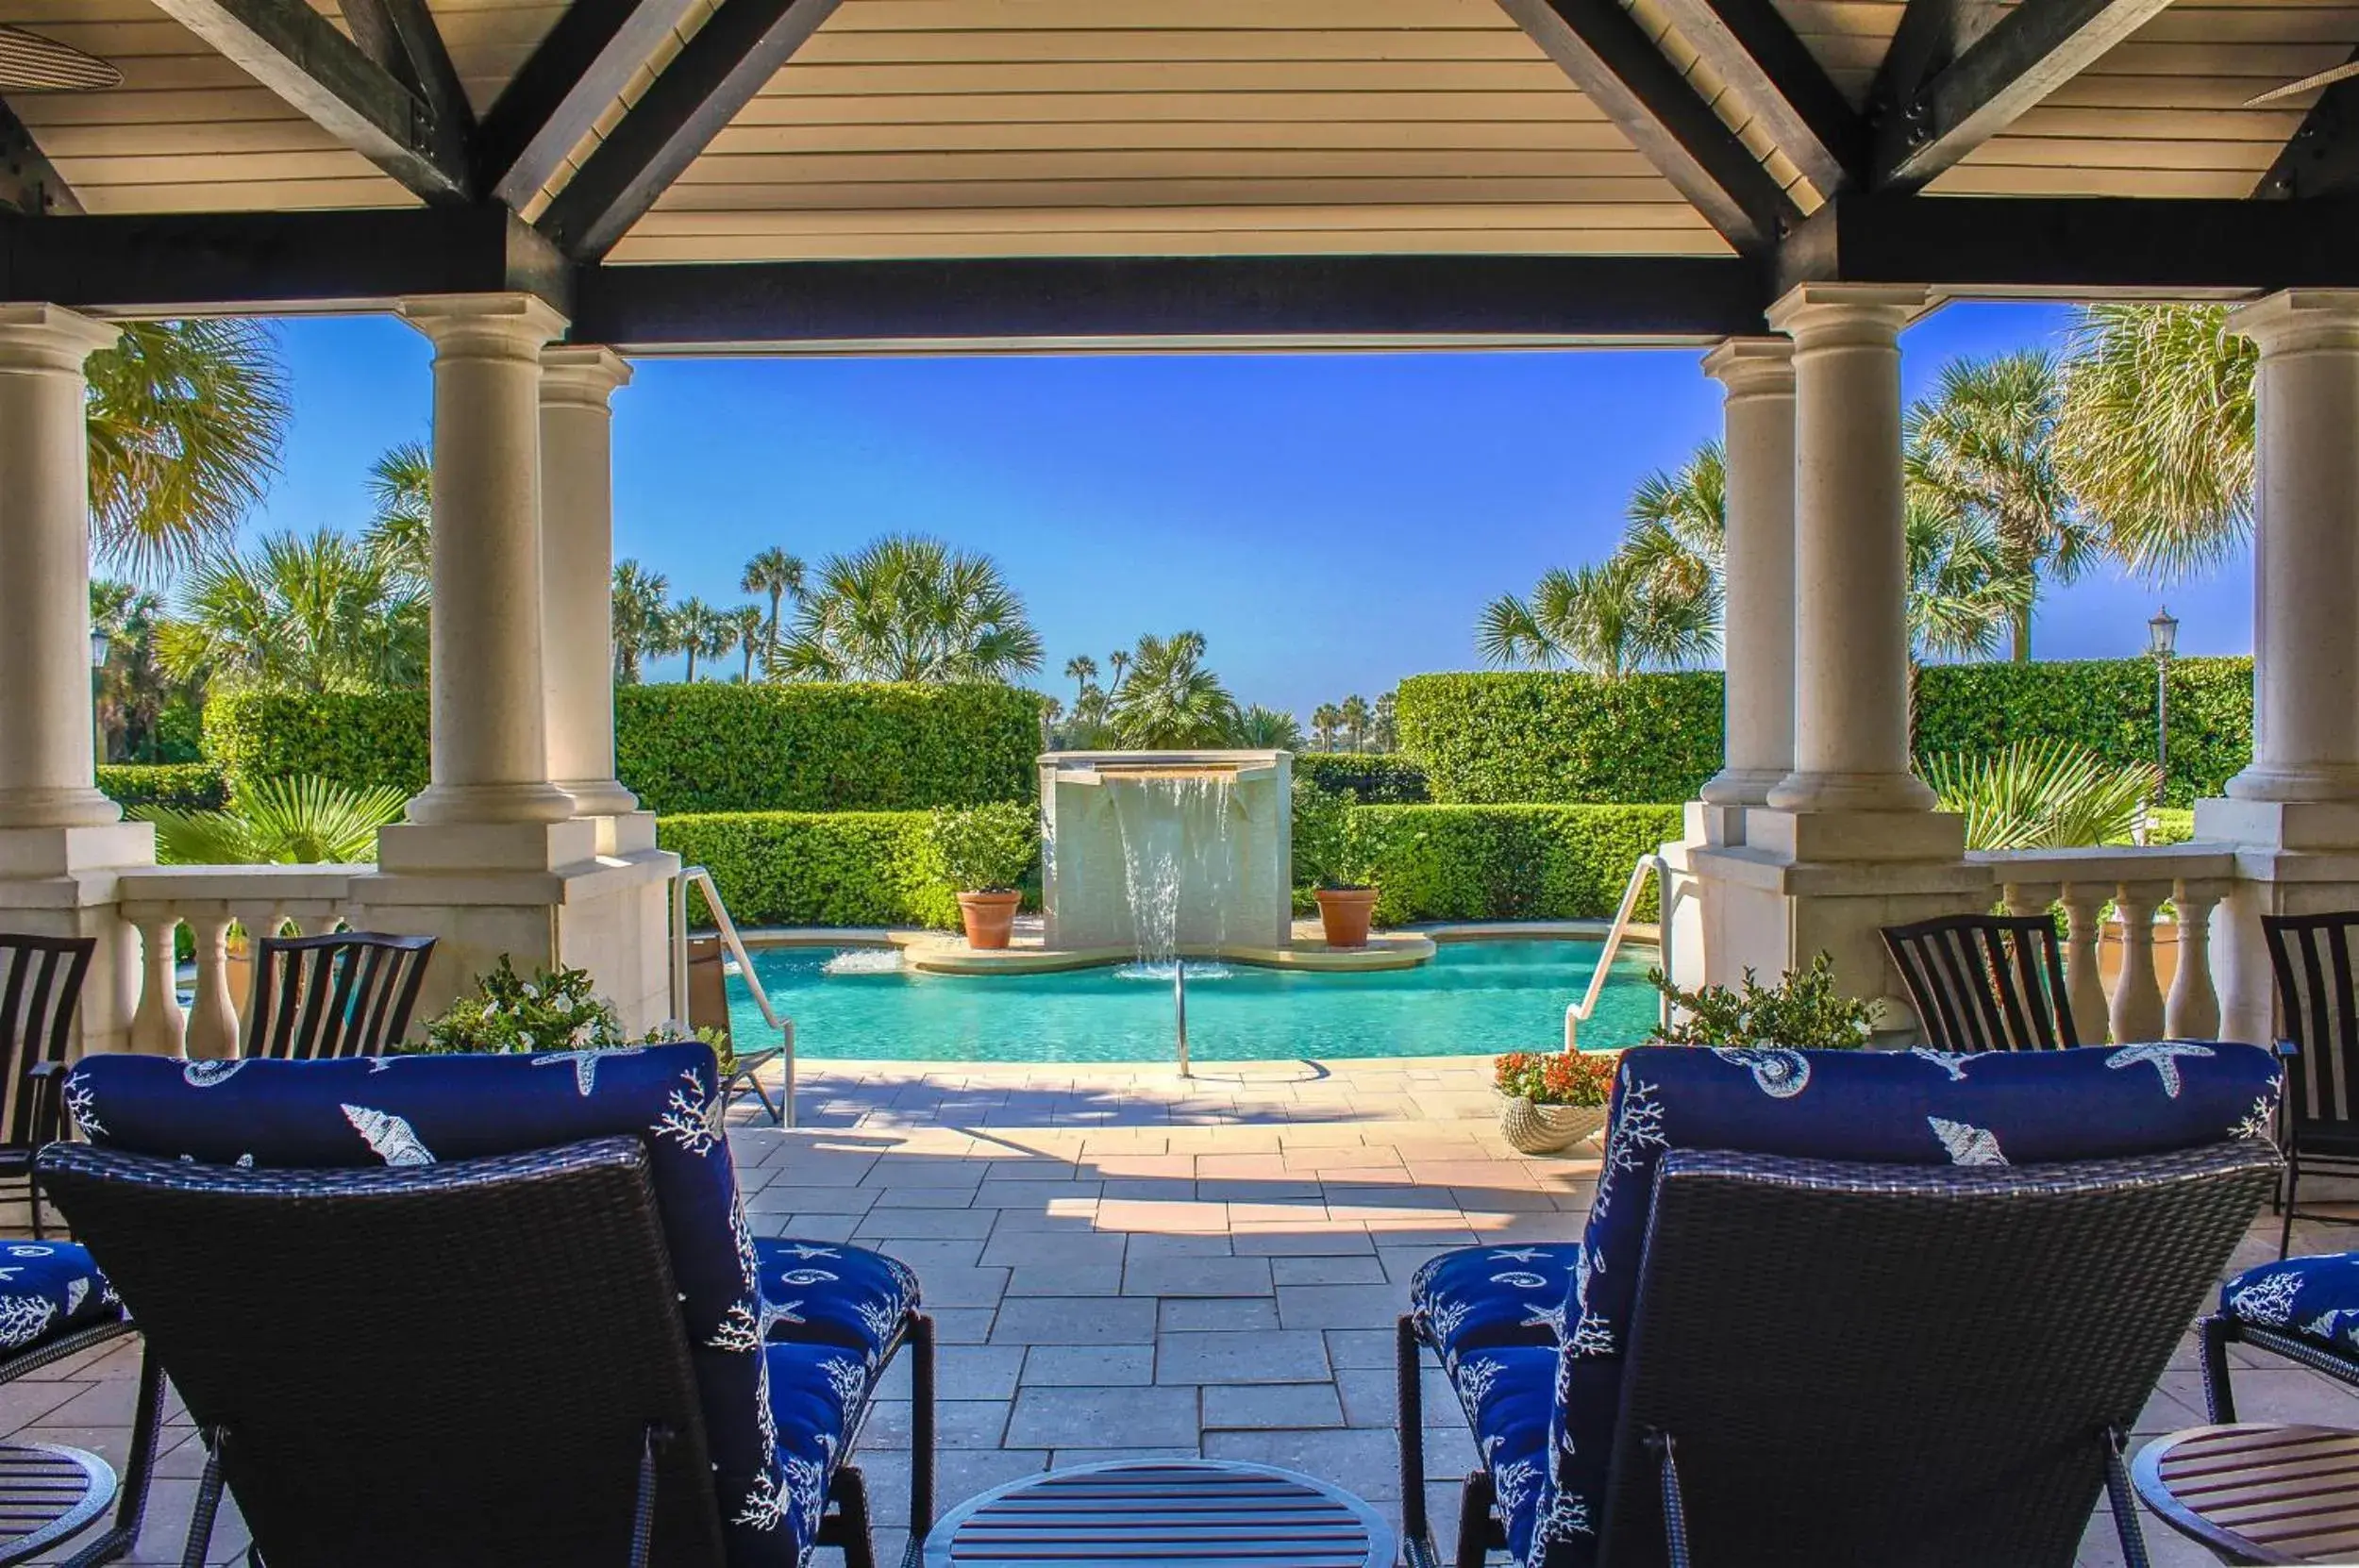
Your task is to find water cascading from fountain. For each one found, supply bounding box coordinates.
[1106,771,1240,1075]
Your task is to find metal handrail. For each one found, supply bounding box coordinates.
[672,865,795,1129]
[1565,852,1670,1051]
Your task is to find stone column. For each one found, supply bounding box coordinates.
[1699,337,1796,815]
[1766,284,1933,814]
[0,306,125,832]
[539,346,645,849]
[393,293,577,835]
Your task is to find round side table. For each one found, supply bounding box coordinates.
[922,1458,1394,1566]
[2131,1422,2359,1565]
[0,1441,116,1568]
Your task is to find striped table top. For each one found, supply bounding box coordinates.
[921,1459,1395,1567]
[2133,1423,2359,1565]
[0,1441,114,1566]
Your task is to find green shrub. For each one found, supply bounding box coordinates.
[2145,807,2197,845]
[1293,753,1429,803]
[928,801,1039,891]
[96,762,226,811]
[656,810,962,929]
[1646,953,1873,1049]
[206,690,430,798]
[1290,777,1350,889]
[1915,656,2250,808]
[1346,804,1683,924]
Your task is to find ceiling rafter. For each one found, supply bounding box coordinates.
[1647,0,1864,198]
[338,0,474,145]
[0,99,79,217]
[1869,0,2004,118]
[536,0,845,261]
[2256,48,2359,201]
[1493,0,1800,253]
[476,0,707,212]
[1872,0,2181,192]
[146,0,470,203]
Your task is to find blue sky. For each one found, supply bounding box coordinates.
[240,300,2250,719]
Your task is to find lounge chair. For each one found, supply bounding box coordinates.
[0,933,96,1237]
[2261,910,2359,1256]
[243,931,436,1059]
[2202,1250,2359,1421]
[36,1042,929,1568]
[1882,912,2078,1051]
[1398,1042,2283,1568]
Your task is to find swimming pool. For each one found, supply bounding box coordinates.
[726,939,1660,1063]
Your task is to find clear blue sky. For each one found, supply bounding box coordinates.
[239,300,2251,719]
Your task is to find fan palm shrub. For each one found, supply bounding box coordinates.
[1921,739,2160,851]
[611,559,671,683]
[1477,554,1720,677]
[133,775,408,864]
[158,530,427,693]
[1108,630,1240,748]
[769,534,1043,684]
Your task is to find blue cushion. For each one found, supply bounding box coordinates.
[62,1045,818,1568]
[2221,1253,2359,1358]
[1447,1345,1558,1566]
[1429,1043,2282,1568]
[761,1339,878,1560]
[1410,1243,1581,1372]
[0,1241,120,1355]
[754,1239,919,1359]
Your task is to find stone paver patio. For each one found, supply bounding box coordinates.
[4,1053,2351,1566]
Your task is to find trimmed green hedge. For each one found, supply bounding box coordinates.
[96,762,227,811]
[657,810,962,929]
[206,682,1046,813]
[1398,658,2253,807]
[1348,804,1683,925]
[1294,753,1429,803]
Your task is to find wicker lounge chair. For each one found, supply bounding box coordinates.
[1397,1043,2284,1568]
[1882,912,2078,1051]
[37,1042,930,1568]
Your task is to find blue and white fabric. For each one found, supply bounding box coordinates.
[0,1241,119,1355]
[62,1044,903,1568]
[1410,1243,1581,1373]
[2220,1251,2359,1359]
[754,1239,918,1360]
[1410,1042,2283,1568]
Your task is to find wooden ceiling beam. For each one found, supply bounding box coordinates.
[338,0,474,143]
[476,0,706,211]
[1648,0,1865,196]
[2256,49,2359,201]
[0,100,80,217]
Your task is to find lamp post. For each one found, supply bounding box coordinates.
[2148,606,2179,795]
[89,627,109,767]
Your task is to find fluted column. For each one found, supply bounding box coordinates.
[0,306,124,830]
[540,346,640,819]
[396,293,575,827]
[1765,285,1934,813]
[1699,338,1796,809]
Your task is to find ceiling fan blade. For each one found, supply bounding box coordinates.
[0,25,122,92]
[2247,58,2359,108]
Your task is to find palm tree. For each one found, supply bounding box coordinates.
[157,530,427,692]
[1905,500,2033,664]
[1904,351,2091,660]
[1107,631,1239,748]
[769,534,1044,684]
[361,440,433,587]
[2057,303,2255,583]
[1338,694,1371,754]
[1477,556,1719,678]
[1370,692,1397,753]
[730,604,766,681]
[1620,440,1726,607]
[87,319,292,583]
[1311,704,1342,751]
[1230,704,1305,750]
[611,559,671,684]
[671,597,730,682]
[1108,649,1131,691]
[740,546,805,669]
[1064,655,1098,705]
[91,580,171,763]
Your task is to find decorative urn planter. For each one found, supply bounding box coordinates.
[957,890,1023,951]
[1497,1096,1609,1156]
[1314,887,1379,949]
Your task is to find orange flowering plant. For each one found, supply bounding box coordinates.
[1494,1049,1619,1109]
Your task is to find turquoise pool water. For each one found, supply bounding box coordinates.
[727,939,1660,1063]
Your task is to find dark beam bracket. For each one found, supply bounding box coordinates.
[2256,49,2359,201]
[476,0,705,211]
[0,99,79,217]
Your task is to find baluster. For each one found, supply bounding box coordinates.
[2059,885,2110,1044]
[2109,884,2167,1044]
[2166,879,2224,1041]
[228,902,280,1027]
[184,912,240,1059]
[125,913,186,1057]
[2000,881,2054,919]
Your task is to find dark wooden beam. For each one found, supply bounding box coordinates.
[571,254,1771,348]
[1869,0,2004,115]
[339,0,477,142]
[0,208,567,313]
[1648,0,1864,196]
[1777,191,2359,296]
[146,0,469,202]
[2256,48,2359,200]
[0,99,79,217]
[1873,0,2178,191]
[1493,0,1800,252]
[537,0,843,259]
[476,0,705,209]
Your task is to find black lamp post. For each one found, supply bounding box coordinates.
[2148,606,2179,793]
[89,627,109,766]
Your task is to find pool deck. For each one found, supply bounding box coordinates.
[3,1052,2331,1566]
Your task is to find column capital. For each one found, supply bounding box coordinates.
[0,304,119,375]
[397,292,569,358]
[1701,336,1793,398]
[1765,283,1932,344]
[540,345,633,409]
[2229,290,2359,356]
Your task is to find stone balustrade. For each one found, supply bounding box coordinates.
[1970,844,2241,1046]
[115,864,368,1059]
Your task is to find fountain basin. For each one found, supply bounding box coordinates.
[895,927,1437,976]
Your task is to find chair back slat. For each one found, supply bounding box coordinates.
[1882,913,2077,1051]
[2261,912,2359,1132]
[243,933,434,1059]
[0,935,93,1150]
[37,1136,725,1568]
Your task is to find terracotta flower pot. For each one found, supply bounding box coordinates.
[1314,886,1380,949]
[957,890,1022,951]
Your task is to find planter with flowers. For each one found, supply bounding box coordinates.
[928,802,1040,951]
[1494,1048,1619,1156]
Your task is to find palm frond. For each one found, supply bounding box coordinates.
[1922,739,2159,851]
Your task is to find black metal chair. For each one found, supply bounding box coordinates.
[0,935,94,1238]
[686,937,787,1127]
[2261,911,2359,1257]
[1882,912,2079,1051]
[243,931,434,1059]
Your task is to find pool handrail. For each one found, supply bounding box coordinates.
[670,864,796,1129]
[1565,852,1671,1052]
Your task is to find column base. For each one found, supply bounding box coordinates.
[376,817,600,876]
[0,787,123,832]
[0,820,155,880]
[404,781,578,827]
[1765,770,1938,812]
[559,777,643,819]
[2225,763,2359,805]
[1744,806,1966,863]
[1698,768,1785,809]
[2200,794,2359,849]
[589,809,658,857]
